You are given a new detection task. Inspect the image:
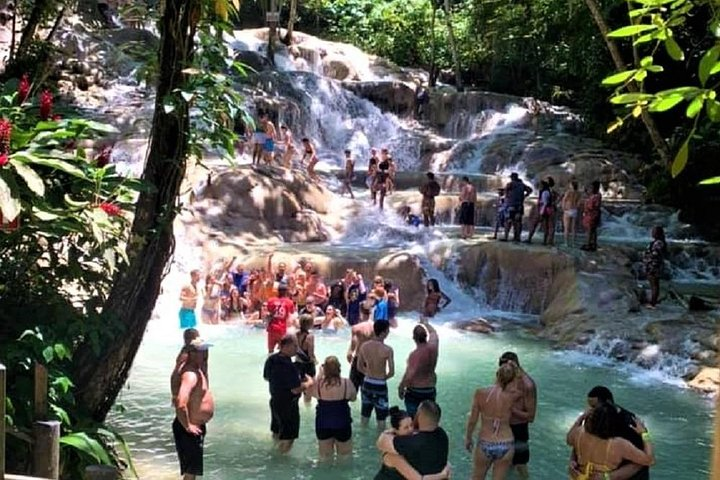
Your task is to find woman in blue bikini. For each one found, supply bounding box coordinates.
[465,362,522,480]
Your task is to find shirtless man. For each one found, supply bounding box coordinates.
[179,270,201,329]
[398,318,439,418]
[346,314,375,389]
[301,137,319,181]
[368,148,379,204]
[341,149,355,199]
[262,115,277,165]
[173,339,215,480]
[459,176,478,239]
[500,352,537,479]
[279,125,296,168]
[356,320,394,429]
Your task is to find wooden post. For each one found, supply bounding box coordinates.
[84,465,118,480]
[33,363,48,421]
[1,363,5,480]
[31,421,59,480]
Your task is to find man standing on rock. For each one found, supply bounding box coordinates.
[502,172,533,242]
[263,335,314,453]
[179,270,201,329]
[356,320,394,429]
[341,149,355,199]
[420,172,441,227]
[173,339,214,480]
[346,310,375,389]
[500,352,537,479]
[458,176,477,239]
[398,318,439,418]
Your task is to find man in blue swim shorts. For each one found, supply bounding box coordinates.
[179,270,200,329]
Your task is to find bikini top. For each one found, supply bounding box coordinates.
[482,386,504,437]
[575,430,614,478]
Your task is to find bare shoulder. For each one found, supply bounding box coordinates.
[180,369,199,384]
[523,374,537,390]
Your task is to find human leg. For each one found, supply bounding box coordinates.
[472,443,493,480]
[492,446,515,480]
[511,423,530,478]
[318,439,335,460]
[173,418,205,478]
[648,275,660,306]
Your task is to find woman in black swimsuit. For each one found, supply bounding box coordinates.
[295,314,317,403]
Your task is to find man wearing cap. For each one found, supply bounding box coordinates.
[419,172,441,227]
[173,338,214,480]
[502,173,533,242]
[266,282,296,354]
[398,318,439,418]
[263,335,314,453]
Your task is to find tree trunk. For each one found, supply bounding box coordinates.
[443,0,463,91]
[583,0,672,166]
[16,0,52,58]
[268,0,277,64]
[428,2,437,87]
[73,0,201,421]
[283,0,298,45]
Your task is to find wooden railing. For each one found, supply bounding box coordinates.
[0,363,58,480]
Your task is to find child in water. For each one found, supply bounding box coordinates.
[424,279,451,318]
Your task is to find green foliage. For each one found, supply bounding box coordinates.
[601,0,720,181]
[0,77,140,476]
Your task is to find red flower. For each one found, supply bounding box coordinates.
[52,114,62,121]
[99,203,121,216]
[95,145,113,167]
[18,74,30,104]
[0,119,11,155]
[0,153,8,167]
[39,90,53,120]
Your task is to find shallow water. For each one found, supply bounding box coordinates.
[110,314,713,480]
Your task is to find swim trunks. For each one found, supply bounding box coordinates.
[511,423,530,465]
[459,201,475,226]
[179,308,197,329]
[361,377,389,421]
[350,356,365,390]
[263,138,274,153]
[270,397,300,440]
[404,386,437,418]
[172,417,206,476]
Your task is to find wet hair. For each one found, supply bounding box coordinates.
[510,172,519,180]
[299,314,314,333]
[426,172,435,180]
[546,176,555,188]
[499,351,520,367]
[302,137,310,143]
[496,363,517,390]
[413,324,429,344]
[587,386,614,404]
[540,180,549,191]
[571,180,579,191]
[344,149,351,155]
[389,406,410,430]
[183,328,200,345]
[462,176,470,182]
[426,278,440,293]
[322,356,342,387]
[373,320,390,337]
[585,403,618,440]
[383,280,393,292]
[417,400,442,423]
[652,225,666,243]
[591,180,601,194]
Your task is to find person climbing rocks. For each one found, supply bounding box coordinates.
[502,173,532,242]
[420,172,441,227]
[643,226,667,309]
[581,180,602,252]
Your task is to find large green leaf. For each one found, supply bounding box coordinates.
[610,93,653,104]
[707,100,720,122]
[607,24,657,38]
[13,152,87,179]
[67,119,120,134]
[11,161,45,196]
[685,96,704,118]
[671,138,689,178]
[601,70,637,86]
[0,174,21,222]
[699,176,720,185]
[59,432,113,465]
[664,37,684,61]
[649,94,684,112]
[699,46,720,86]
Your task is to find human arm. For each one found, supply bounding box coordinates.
[376,431,399,455]
[566,411,587,446]
[347,332,357,363]
[398,354,414,399]
[616,420,654,466]
[440,291,452,310]
[421,318,439,347]
[524,184,533,197]
[346,379,358,401]
[386,347,395,380]
[290,374,314,395]
[179,285,193,302]
[465,390,481,451]
[307,335,316,363]
[175,371,201,434]
[384,455,451,480]
[356,344,367,375]
[266,253,274,278]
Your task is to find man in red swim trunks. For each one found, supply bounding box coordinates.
[266,283,296,354]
